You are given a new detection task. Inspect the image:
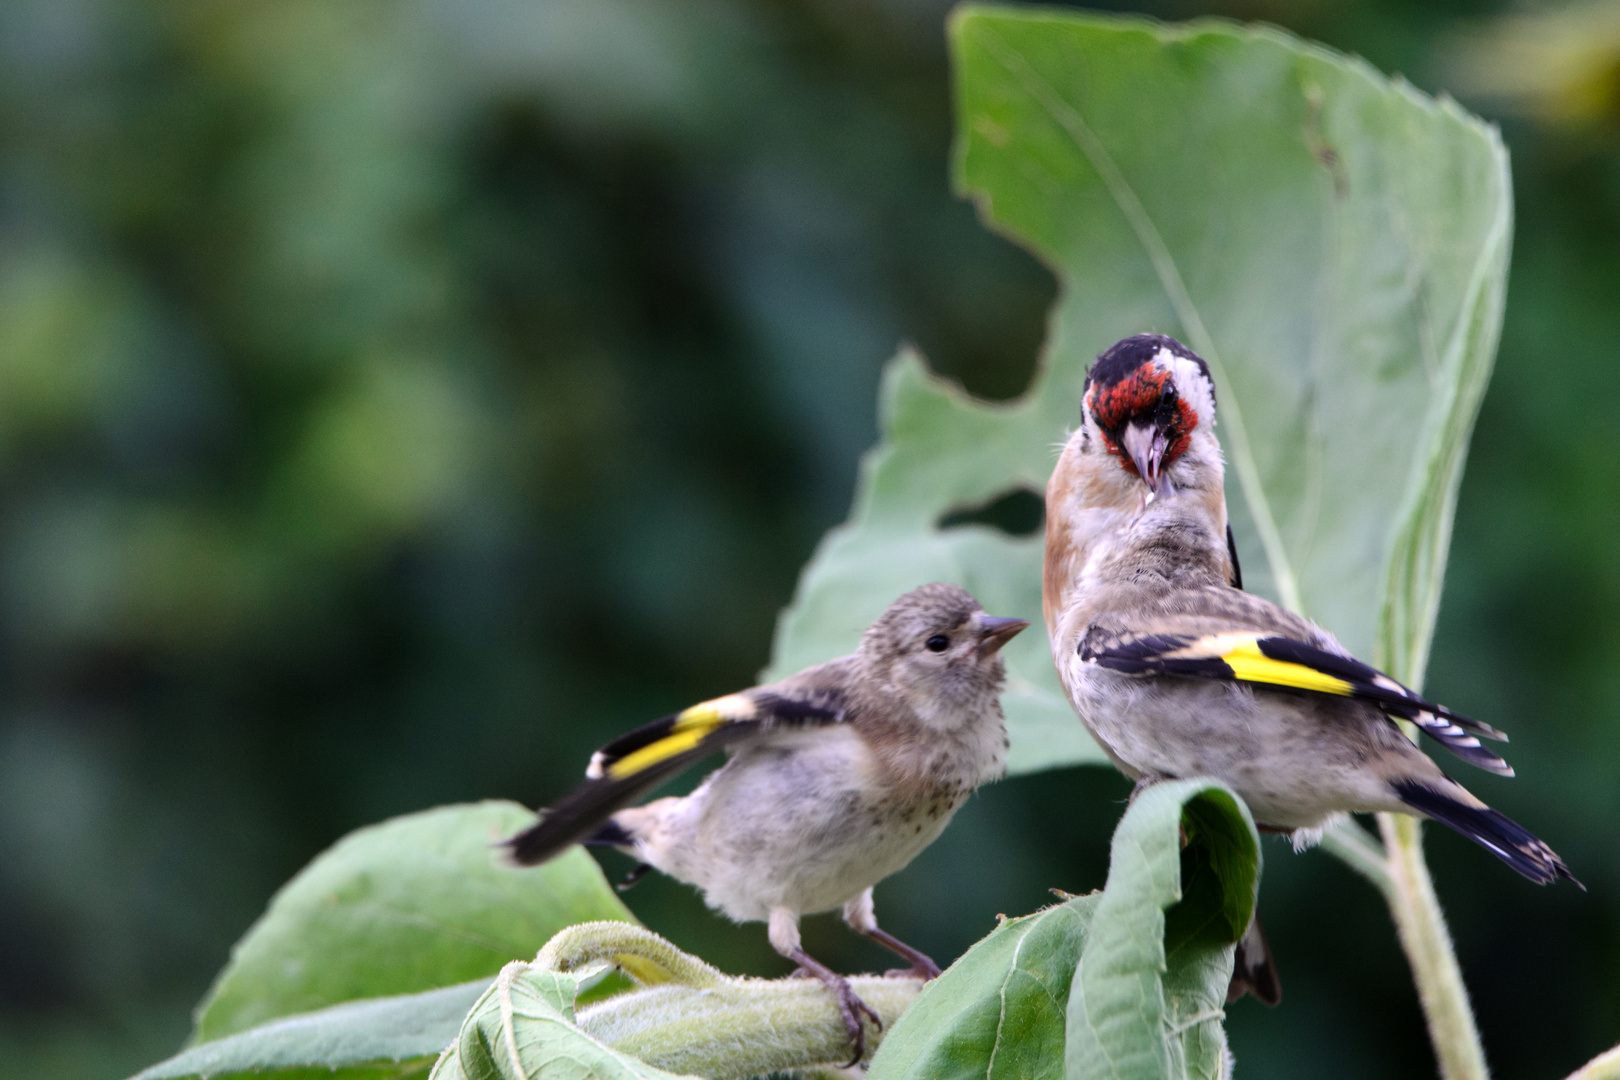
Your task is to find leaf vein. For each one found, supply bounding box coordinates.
[986,920,1034,1077]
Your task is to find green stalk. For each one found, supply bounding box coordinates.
[430,922,924,1080]
[1323,809,1487,1079]
[1376,812,1489,1080]
[1566,1044,1620,1080]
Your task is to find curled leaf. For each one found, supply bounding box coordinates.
[1068,780,1259,1080]
[871,780,1258,1080]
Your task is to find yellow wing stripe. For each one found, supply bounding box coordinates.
[1189,635,1353,696]
[605,694,756,780]
[606,728,710,779]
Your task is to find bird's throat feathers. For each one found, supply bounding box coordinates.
[847,658,1009,792]
[1043,425,1230,643]
[1044,335,1232,641]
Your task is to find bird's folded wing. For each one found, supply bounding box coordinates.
[504,689,846,865]
[1079,627,1512,776]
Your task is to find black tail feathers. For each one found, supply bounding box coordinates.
[1227,915,1282,1006]
[1393,780,1582,888]
[503,803,641,867]
[502,814,571,867]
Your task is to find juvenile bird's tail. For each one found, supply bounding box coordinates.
[504,797,660,867]
[1393,780,1581,887]
[503,811,583,866]
[502,779,650,867]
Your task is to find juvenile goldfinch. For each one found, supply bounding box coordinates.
[505,583,1026,1062]
[1043,334,1578,896]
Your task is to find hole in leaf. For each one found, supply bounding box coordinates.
[937,487,1045,537]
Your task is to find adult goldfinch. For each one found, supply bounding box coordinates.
[1043,334,1576,895]
[505,583,1027,1062]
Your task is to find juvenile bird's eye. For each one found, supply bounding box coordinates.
[925,634,950,653]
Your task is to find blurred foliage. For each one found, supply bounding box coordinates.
[0,1,1615,1079]
[1441,1,1620,138]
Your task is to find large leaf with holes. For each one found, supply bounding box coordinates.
[764,9,1509,772]
[192,802,635,1042]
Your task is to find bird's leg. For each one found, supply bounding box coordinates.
[784,947,883,1066]
[769,908,879,1067]
[841,888,942,980]
[861,930,942,980]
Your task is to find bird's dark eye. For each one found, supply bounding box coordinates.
[925,634,950,653]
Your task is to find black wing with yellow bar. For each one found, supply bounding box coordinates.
[1079,629,1512,775]
[504,689,846,866]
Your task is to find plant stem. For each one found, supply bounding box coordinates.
[1566,1044,1620,1080]
[576,972,923,1078]
[1377,812,1489,1080]
[534,921,925,1078]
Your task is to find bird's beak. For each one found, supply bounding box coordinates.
[1122,421,1171,500]
[976,615,1029,656]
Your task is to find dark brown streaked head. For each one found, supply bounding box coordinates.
[858,582,1028,729]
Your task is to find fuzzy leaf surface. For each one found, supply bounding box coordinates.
[867,893,1098,1080]
[431,966,698,1080]
[430,921,924,1080]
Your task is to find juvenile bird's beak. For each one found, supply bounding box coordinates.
[1122,421,1171,500]
[975,615,1029,656]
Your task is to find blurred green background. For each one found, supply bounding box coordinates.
[0,0,1614,1077]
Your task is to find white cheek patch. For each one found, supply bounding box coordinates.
[1153,349,1216,429]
